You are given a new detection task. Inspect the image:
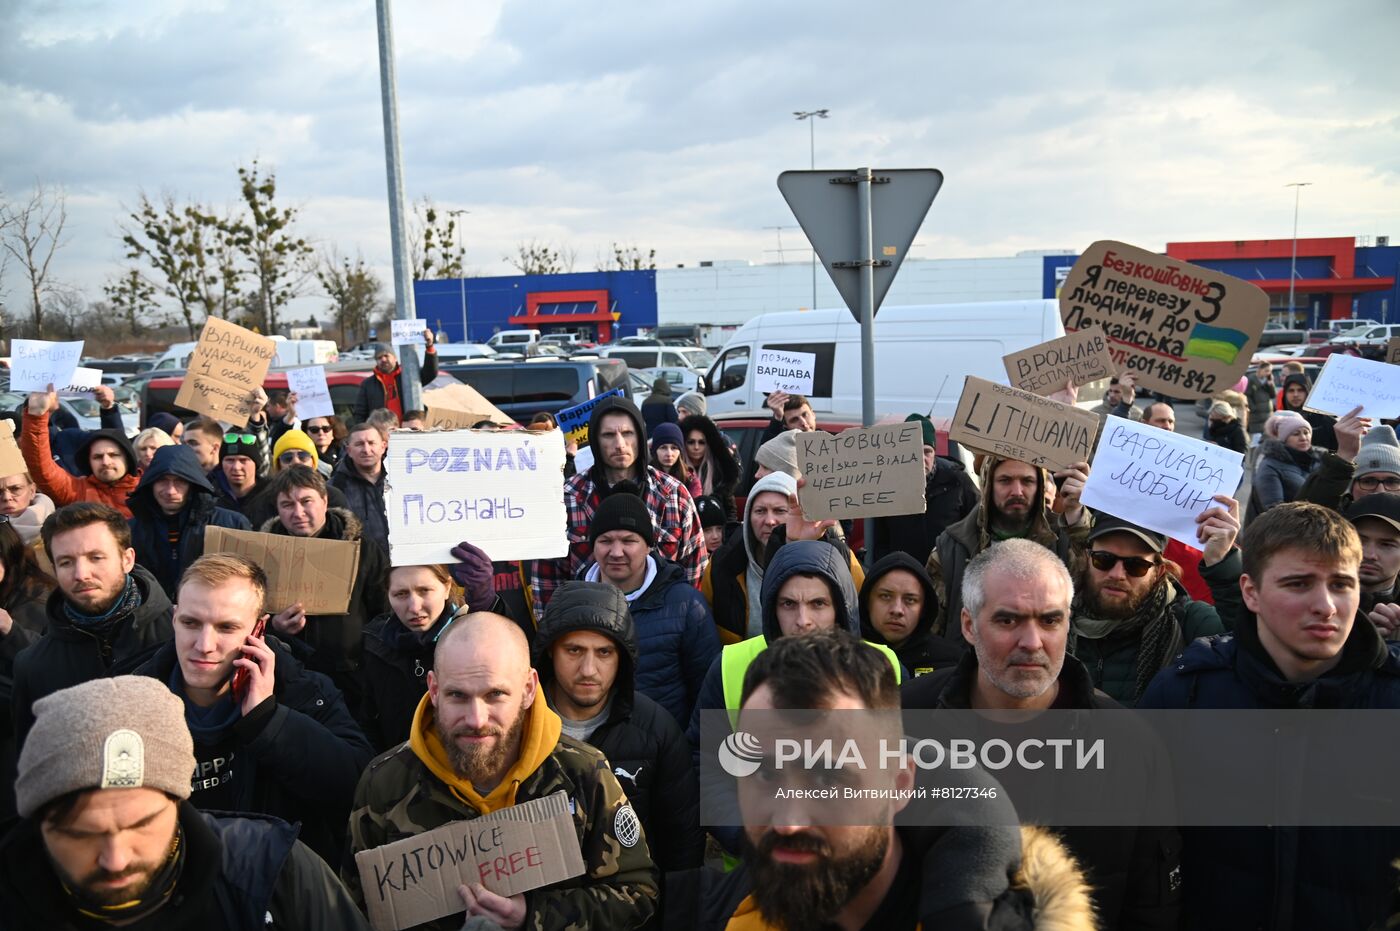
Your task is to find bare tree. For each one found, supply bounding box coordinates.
[121,193,206,339]
[596,242,657,271]
[225,161,313,334]
[0,182,69,338]
[409,197,467,281]
[316,249,383,345]
[508,239,577,276]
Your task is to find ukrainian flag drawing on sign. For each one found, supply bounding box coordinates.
[1184,323,1250,365]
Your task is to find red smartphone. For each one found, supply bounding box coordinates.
[231,614,269,703]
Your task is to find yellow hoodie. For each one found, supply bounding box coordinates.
[407,691,563,815]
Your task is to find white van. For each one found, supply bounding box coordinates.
[703,301,1065,419]
[486,329,541,350]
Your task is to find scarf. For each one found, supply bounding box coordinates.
[374,366,403,419]
[168,664,242,742]
[1071,579,1177,703]
[60,823,185,925]
[1285,445,1315,470]
[63,574,141,649]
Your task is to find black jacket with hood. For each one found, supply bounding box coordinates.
[1280,371,1338,452]
[12,564,173,749]
[136,635,374,867]
[859,552,964,677]
[533,581,704,872]
[328,454,389,548]
[350,348,437,424]
[680,414,742,518]
[871,455,979,566]
[127,444,251,599]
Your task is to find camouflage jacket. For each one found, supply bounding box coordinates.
[344,736,658,931]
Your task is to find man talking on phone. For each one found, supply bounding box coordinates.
[136,553,373,866]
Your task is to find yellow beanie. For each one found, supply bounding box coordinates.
[272,429,320,472]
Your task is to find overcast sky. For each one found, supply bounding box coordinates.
[2,0,1397,315]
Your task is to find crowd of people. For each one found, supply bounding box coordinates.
[0,340,1397,930]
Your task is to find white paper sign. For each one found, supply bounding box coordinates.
[1080,415,1244,546]
[58,366,103,398]
[10,339,84,393]
[391,319,427,346]
[286,365,335,420]
[754,349,816,396]
[385,428,568,565]
[1303,354,1400,420]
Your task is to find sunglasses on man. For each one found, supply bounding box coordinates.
[278,450,315,467]
[1088,550,1160,578]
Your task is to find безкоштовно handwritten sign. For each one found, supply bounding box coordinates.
[1003,326,1117,396]
[947,376,1100,473]
[354,791,586,931]
[1080,415,1244,545]
[385,428,568,565]
[1059,240,1269,400]
[174,318,277,427]
[796,423,926,521]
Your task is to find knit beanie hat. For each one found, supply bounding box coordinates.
[756,429,802,479]
[1265,411,1310,443]
[650,422,685,456]
[16,676,195,819]
[588,484,656,546]
[148,412,182,436]
[220,429,260,469]
[1208,401,1235,420]
[675,392,707,417]
[1356,425,1400,479]
[905,413,937,449]
[694,494,727,529]
[273,429,319,470]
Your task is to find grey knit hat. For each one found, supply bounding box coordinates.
[16,676,195,818]
[675,391,706,417]
[756,429,802,479]
[1355,425,1400,481]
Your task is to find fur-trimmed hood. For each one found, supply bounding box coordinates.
[1006,825,1098,930]
[260,505,364,543]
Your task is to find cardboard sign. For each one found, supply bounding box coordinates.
[1303,354,1400,420]
[1059,240,1269,399]
[1387,338,1400,366]
[754,348,816,396]
[796,424,926,520]
[1002,326,1117,396]
[354,791,586,931]
[174,318,277,427]
[286,365,335,420]
[384,428,568,565]
[1080,415,1244,545]
[203,527,361,614]
[391,319,427,346]
[947,376,1100,472]
[10,339,84,393]
[554,388,625,446]
[0,420,26,479]
[57,366,103,398]
[421,382,513,430]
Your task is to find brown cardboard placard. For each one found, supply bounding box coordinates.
[1386,338,1400,366]
[1058,240,1269,400]
[173,318,277,427]
[203,527,361,614]
[1002,325,1118,396]
[354,790,586,931]
[0,420,26,479]
[421,382,513,429]
[796,423,926,521]
[947,376,1100,472]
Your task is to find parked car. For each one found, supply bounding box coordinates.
[1332,323,1400,358]
[599,345,713,374]
[139,361,376,427]
[1330,318,1381,334]
[485,329,542,350]
[539,333,596,349]
[642,366,705,394]
[432,342,497,362]
[1257,328,1306,348]
[441,357,633,423]
[0,390,139,437]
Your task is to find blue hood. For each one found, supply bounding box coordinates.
[759,540,860,642]
[129,444,216,507]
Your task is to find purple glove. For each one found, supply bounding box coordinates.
[449,541,495,611]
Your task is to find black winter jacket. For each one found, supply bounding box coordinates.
[12,565,173,749]
[328,455,389,548]
[350,349,437,423]
[534,581,704,872]
[136,636,374,866]
[871,457,979,566]
[127,444,251,599]
[859,552,963,677]
[681,415,742,518]
[0,802,369,930]
[240,479,350,530]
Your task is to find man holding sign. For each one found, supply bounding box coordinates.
[345,613,658,930]
[351,330,437,425]
[22,385,140,517]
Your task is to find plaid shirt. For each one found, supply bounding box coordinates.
[527,465,705,620]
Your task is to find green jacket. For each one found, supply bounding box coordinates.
[344,732,658,930]
[1070,549,1242,706]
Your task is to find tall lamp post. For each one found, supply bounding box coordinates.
[1285,182,1312,329]
[794,109,829,309]
[447,208,469,342]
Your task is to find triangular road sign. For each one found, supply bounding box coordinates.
[777,169,943,321]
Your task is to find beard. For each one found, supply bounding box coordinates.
[1084,577,1159,621]
[437,706,527,786]
[52,854,163,908]
[745,827,888,930]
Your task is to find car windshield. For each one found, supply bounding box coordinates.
[65,397,100,417]
[678,348,713,368]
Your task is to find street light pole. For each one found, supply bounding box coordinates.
[794,109,829,309]
[1285,182,1312,330]
[447,208,469,343]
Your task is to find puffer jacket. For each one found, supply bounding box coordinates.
[584,556,720,726]
[681,414,742,518]
[534,581,704,872]
[359,603,455,753]
[21,411,140,516]
[127,444,251,599]
[1249,438,1327,521]
[859,552,964,677]
[871,455,980,566]
[328,454,389,548]
[701,472,796,644]
[1280,372,1338,452]
[926,454,1090,642]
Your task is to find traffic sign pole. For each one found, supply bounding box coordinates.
[856,167,878,556]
